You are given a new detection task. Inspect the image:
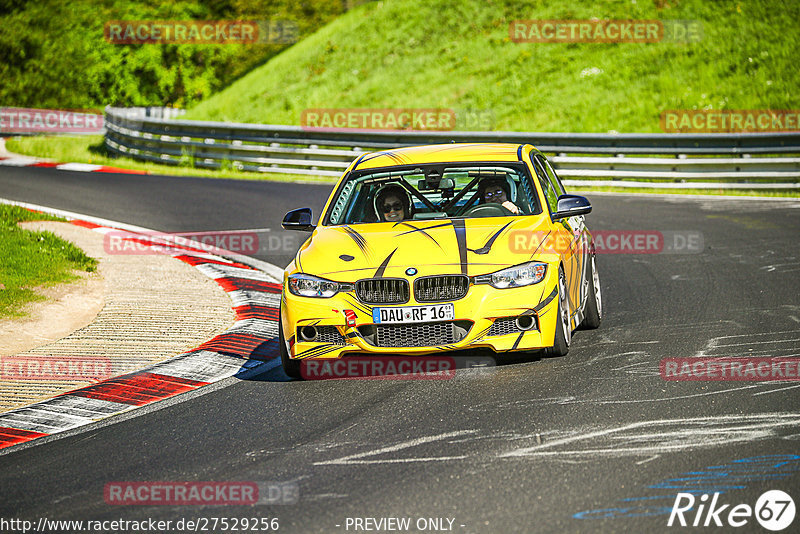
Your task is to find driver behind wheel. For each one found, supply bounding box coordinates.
[374,184,413,222]
[477,177,521,214]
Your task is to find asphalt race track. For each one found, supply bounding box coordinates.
[1,166,799,533]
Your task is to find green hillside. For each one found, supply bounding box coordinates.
[0,0,350,110]
[186,0,799,133]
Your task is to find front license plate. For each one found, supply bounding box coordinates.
[372,303,454,324]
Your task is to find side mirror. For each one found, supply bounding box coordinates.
[282,208,315,231]
[552,195,592,220]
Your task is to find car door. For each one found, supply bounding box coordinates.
[532,153,584,322]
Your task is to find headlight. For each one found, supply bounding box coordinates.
[476,262,547,289]
[287,273,352,298]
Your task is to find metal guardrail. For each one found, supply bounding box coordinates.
[105,107,800,189]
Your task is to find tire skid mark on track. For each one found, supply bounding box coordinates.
[502,413,800,459]
[311,414,800,466]
[0,208,283,452]
[314,430,478,466]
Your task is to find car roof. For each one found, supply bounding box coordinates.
[352,143,532,171]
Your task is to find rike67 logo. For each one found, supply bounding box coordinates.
[668,490,795,531]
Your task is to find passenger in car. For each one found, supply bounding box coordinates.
[374,184,413,222]
[477,177,521,214]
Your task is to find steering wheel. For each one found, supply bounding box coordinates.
[462,203,514,218]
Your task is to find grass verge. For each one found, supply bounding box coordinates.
[0,204,98,319]
[4,135,338,184]
[185,0,799,133]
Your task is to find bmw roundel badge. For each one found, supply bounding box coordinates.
[406,267,418,276]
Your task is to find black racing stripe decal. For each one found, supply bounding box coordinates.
[352,152,370,169]
[297,346,344,359]
[358,150,408,165]
[562,252,579,316]
[571,256,582,314]
[295,319,324,330]
[427,143,500,154]
[533,286,559,313]
[322,266,383,276]
[358,151,390,163]
[395,222,445,251]
[374,248,397,278]
[342,225,370,256]
[296,344,342,359]
[343,294,373,316]
[476,325,492,337]
[511,331,525,350]
[296,343,334,357]
[527,230,551,260]
[397,221,453,234]
[468,325,492,344]
[451,219,468,275]
[470,221,513,255]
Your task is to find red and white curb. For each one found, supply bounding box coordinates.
[0,155,148,175]
[0,200,285,451]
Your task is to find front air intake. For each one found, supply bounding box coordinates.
[355,278,410,304]
[413,275,469,302]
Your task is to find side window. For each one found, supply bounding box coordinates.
[517,171,542,215]
[531,155,559,214]
[329,179,357,224]
[538,155,566,196]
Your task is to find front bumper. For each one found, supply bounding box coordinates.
[281,268,561,360]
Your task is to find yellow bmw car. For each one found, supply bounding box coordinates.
[279,143,601,378]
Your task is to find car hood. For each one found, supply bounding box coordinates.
[296,216,554,281]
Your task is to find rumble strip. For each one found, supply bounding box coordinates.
[0,203,283,451]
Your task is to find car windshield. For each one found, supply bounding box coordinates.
[326,164,541,225]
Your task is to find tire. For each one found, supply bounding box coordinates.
[580,253,602,330]
[545,267,571,357]
[279,316,303,380]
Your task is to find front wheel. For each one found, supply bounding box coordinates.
[544,267,571,357]
[580,253,602,329]
[279,316,303,380]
